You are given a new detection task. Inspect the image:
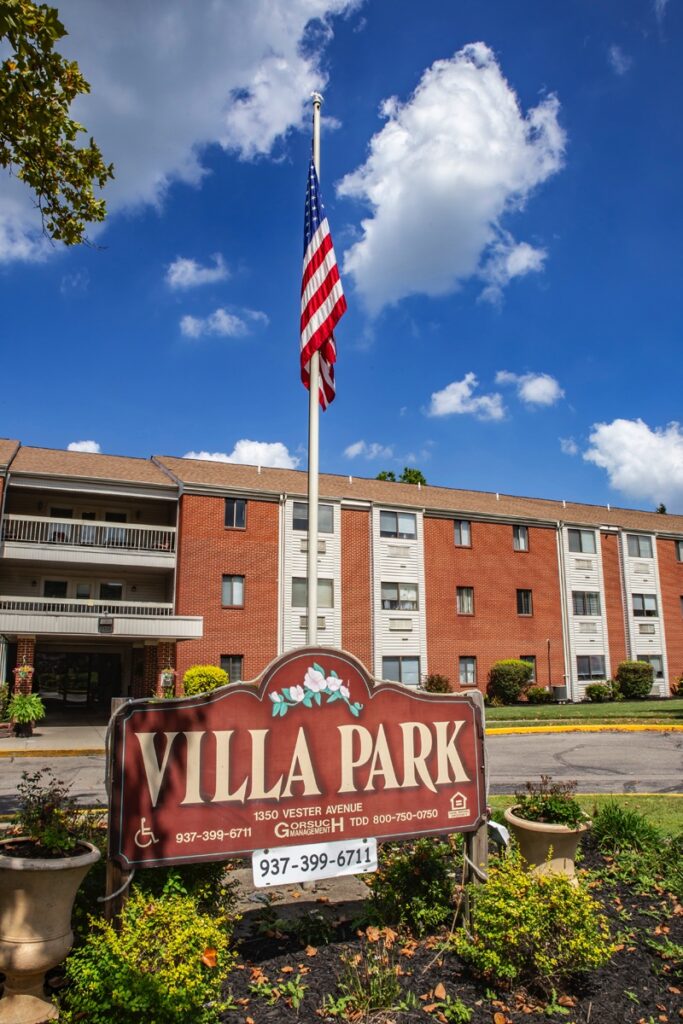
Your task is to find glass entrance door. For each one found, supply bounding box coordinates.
[35,650,122,707]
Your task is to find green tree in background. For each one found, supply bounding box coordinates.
[0,0,113,244]
[377,467,427,485]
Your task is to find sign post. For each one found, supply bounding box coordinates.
[107,648,486,888]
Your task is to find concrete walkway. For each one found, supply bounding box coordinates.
[1,717,681,758]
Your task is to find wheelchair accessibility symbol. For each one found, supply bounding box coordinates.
[134,817,159,848]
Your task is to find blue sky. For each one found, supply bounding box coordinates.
[1,0,682,511]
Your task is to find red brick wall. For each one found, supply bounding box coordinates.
[657,537,683,692]
[600,533,627,676]
[424,519,565,693]
[341,507,373,670]
[175,494,280,683]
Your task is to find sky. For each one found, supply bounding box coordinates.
[1,0,682,512]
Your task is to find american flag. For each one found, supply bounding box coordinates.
[300,157,347,409]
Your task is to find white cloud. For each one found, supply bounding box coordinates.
[184,440,299,469]
[338,42,565,313]
[180,307,268,339]
[60,269,90,295]
[608,45,632,76]
[496,370,564,406]
[0,0,356,262]
[654,0,669,22]
[584,418,683,509]
[344,440,393,459]
[560,437,579,456]
[428,372,504,421]
[67,439,101,453]
[166,255,229,289]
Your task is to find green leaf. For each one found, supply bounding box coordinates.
[349,704,360,717]
[313,662,325,675]
[313,692,322,706]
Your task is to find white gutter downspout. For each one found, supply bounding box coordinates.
[555,522,573,701]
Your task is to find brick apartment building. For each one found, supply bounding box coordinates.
[1,439,681,708]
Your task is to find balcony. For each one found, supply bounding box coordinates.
[1,515,176,570]
[0,595,202,640]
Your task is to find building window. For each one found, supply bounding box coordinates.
[454,520,471,547]
[513,525,529,552]
[293,501,334,534]
[379,510,416,539]
[75,583,92,600]
[220,655,244,682]
[516,589,533,615]
[627,534,653,558]
[572,591,601,616]
[459,656,476,686]
[43,580,68,598]
[676,540,683,562]
[292,577,334,608]
[382,656,420,686]
[221,574,245,607]
[381,582,418,611]
[225,499,246,529]
[577,655,606,681]
[99,581,123,601]
[568,528,596,554]
[632,593,657,617]
[456,586,474,615]
[637,654,663,679]
[520,655,536,681]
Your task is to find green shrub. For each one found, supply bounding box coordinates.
[183,664,229,696]
[592,800,662,854]
[514,775,585,828]
[526,686,553,704]
[585,683,612,703]
[60,885,237,1024]
[14,768,82,855]
[134,863,239,920]
[367,836,457,935]
[7,691,46,723]
[488,659,533,704]
[452,850,614,992]
[423,673,451,693]
[0,682,9,720]
[615,660,654,699]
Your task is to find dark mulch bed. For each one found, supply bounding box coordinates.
[224,844,683,1024]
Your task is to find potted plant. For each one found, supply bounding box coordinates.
[7,691,46,737]
[0,768,101,1024]
[503,775,590,880]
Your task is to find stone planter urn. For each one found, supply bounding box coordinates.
[503,807,590,880]
[0,840,101,1024]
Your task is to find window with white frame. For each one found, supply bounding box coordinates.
[454,520,471,547]
[676,540,683,562]
[221,575,244,607]
[520,655,536,681]
[99,581,123,601]
[568,528,596,554]
[291,577,334,608]
[220,655,243,682]
[627,534,653,558]
[632,593,658,617]
[572,591,601,616]
[381,582,418,611]
[379,510,416,539]
[456,586,474,615]
[224,499,246,529]
[516,589,533,615]
[292,502,334,533]
[513,525,529,551]
[636,654,663,679]
[382,656,420,686]
[459,656,476,686]
[577,655,606,680]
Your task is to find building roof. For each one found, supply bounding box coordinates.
[0,439,20,473]
[155,455,683,535]
[8,446,174,488]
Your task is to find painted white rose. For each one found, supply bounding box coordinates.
[326,676,341,692]
[304,667,326,692]
[340,685,350,698]
[290,685,305,703]
[269,692,282,703]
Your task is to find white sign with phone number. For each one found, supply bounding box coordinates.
[252,837,378,887]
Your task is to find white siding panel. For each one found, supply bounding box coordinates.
[282,499,341,651]
[621,533,668,696]
[562,530,611,698]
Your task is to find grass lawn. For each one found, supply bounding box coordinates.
[485,696,683,727]
[488,792,683,835]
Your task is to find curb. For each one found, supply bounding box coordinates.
[0,748,106,758]
[486,723,683,735]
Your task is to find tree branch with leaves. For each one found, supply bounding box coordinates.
[0,0,113,245]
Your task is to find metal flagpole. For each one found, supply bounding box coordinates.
[306,93,323,647]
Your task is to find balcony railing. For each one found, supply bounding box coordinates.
[0,596,174,616]
[1,515,176,554]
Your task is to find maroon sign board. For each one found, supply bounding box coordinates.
[107,648,486,868]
